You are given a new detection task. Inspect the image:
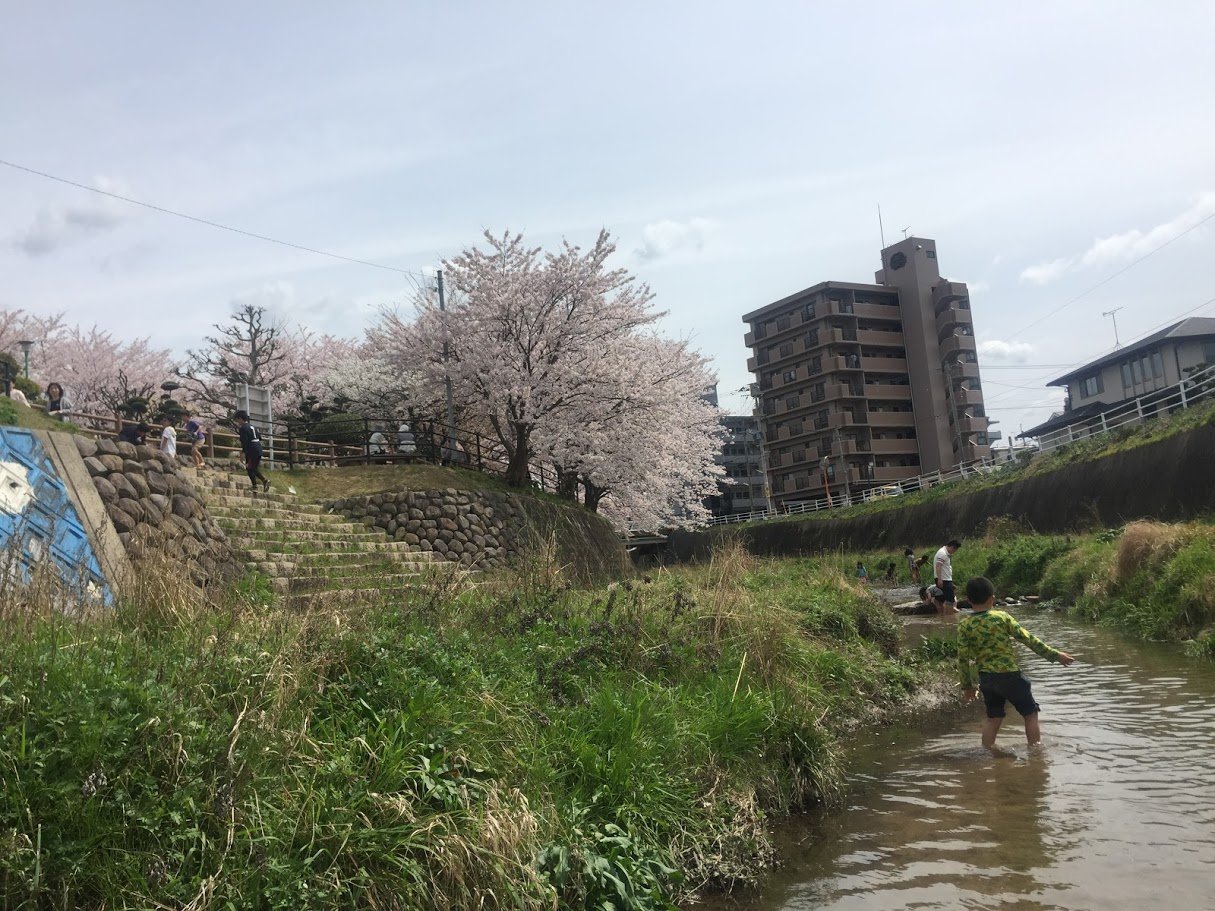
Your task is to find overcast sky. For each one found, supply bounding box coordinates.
[3,2,1213,438]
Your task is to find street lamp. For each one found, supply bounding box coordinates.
[17,340,34,378]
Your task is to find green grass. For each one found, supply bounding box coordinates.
[0,546,942,910]
[0,398,88,434]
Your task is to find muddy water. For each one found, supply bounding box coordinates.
[710,604,1215,911]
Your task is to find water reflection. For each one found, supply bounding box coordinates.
[708,609,1215,911]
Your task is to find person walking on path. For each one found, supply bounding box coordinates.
[958,576,1074,752]
[183,411,207,469]
[934,539,961,607]
[159,414,177,460]
[855,561,868,580]
[234,410,270,493]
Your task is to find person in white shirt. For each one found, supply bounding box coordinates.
[159,415,178,460]
[934,539,962,608]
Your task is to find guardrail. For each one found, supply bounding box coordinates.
[706,361,1215,528]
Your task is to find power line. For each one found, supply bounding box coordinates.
[0,156,430,281]
[1006,207,1215,342]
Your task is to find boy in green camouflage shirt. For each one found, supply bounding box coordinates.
[958,576,1075,751]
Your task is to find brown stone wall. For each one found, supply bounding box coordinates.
[326,487,630,584]
[74,436,239,584]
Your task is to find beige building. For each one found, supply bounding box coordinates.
[742,237,991,507]
[1023,317,1215,446]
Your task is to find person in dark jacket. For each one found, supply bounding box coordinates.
[117,422,151,446]
[234,410,270,493]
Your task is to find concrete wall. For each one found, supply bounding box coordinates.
[326,488,630,584]
[670,421,1215,560]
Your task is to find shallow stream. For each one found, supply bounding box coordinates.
[702,600,1215,910]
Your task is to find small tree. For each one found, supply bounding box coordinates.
[177,304,288,416]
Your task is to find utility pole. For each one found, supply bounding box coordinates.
[947,359,965,463]
[436,270,456,460]
[1102,307,1124,348]
[833,427,852,504]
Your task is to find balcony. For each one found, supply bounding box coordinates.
[826,355,863,373]
[857,329,904,348]
[828,327,859,344]
[873,466,921,483]
[852,301,902,321]
[940,333,977,358]
[935,304,973,339]
[870,438,919,455]
[828,411,866,429]
[863,384,913,401]
[932,281,968,311]
[947,361,981,380]
[957,415,988,434]
[953,387,982,406]
[861,356,908,375]
[825,383,866,402]
[867,411,916,427]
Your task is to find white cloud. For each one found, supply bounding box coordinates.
[634,217,715,262]
[979,339,1035,363]
[1019,191,1215,285]
[11,177,130,256]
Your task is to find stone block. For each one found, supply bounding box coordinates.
[97,454,124,473]
[121,459,144,474]
[95,438,119,456]
[171,495,196,519]
[438,518,458,532]
[110,474,137,499]
[83,456,108,476]
[93,476,118,504]
[74,436,99,458]
[109,507,137,534]
[127,473,151,498]
[116,442,138,458]
[403,533,420,545]
[146,471,169,495]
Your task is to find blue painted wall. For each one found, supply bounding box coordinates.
[0,427,111,604]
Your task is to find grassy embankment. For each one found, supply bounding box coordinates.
[0,398,87,434]
[0,545,948,910]
[758,396,1215,526]
[834,518,1215,658]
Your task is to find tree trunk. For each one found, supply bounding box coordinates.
[582,478,607,512]
[505,424,532,487]
[554,466,579,501]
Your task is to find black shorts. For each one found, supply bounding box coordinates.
[941,580,956,603]
[979,671,1040,719]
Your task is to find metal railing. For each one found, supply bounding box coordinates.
[1033,361,1215,455]
[705,362,1215,528]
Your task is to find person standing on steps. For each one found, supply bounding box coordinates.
[234,410,270,493]
[183,411,207,469]
[934,539,962,608]
[958,575,1074,752]
[159,414,177,461]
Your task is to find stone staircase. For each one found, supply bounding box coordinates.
[187,469,444,605]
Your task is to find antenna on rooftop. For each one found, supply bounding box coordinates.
[877,204,887,249]
[900,226,912,239]
[1102,307,1124,348]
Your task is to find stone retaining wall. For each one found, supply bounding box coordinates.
[326,487,630,582]
[74,436,239,583]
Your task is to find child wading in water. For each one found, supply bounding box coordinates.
[957,576,1074,752]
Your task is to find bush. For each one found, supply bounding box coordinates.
[307,412,367,446]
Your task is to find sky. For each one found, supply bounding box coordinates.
[3,1,1214,440]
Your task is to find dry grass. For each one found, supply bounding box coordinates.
[1113,521,1187,584]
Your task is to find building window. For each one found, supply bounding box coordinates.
[757,348,770,365]
[779,342,793,358]
[1079,373,1103,398]
[803,303,816,321]
[794,473,810,490]
[975,432,988,445]
[839,300,854,314]
[811,383,826,403]
[782,369,797,383]
[813,410,828,430]
[792,449,806,463]
[1151,351,1164,378]
[785,394,800,410]
[1203,341,1215,365]
[926,249,936,259]
[805,329,819,348]
[789,421,803,436]
[776,315,791,331]
[753,322,767,340]
[809,355,822,375]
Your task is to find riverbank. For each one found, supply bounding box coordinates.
[0,545,951,910]
[834,518,1215,657]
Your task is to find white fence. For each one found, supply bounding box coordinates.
[704,362,1215,529]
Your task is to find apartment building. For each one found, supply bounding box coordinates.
[706,414,768,518]
[742,237,991,507]
[1022,317,1215,447]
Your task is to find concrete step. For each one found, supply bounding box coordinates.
[242,542,438,562]
[203,497,325,515]
[233,529,403,546]
[271,573,424,594]
[248,559,435,578]
[214,516,366,534]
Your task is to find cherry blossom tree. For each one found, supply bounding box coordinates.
[537,335,724,528]
[372,230,660,487]
[30,322,174,416]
